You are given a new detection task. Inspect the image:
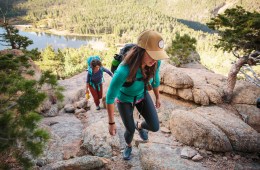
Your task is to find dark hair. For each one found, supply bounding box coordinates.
[123,45,157,83]
[91,59,102,68]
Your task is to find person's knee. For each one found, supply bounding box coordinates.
[126,127,135,135]
[149,123,159,132]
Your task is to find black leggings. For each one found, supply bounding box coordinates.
[117,93,159,144]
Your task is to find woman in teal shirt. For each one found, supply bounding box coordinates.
[106,30,169,160]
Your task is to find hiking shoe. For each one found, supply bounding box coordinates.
[96,106,101,110]
[135,122,148,141]
[123,146,132,160]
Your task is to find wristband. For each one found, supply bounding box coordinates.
[109,122,115,125]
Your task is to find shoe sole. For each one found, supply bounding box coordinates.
[123,156,131,160]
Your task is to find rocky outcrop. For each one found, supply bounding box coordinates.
[160,62,260,133]
[160,62,225,105]
[37,63,259,169]
[170,106,260,152]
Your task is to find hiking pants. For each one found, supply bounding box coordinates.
[117,93,159,144]
[89,84,103,107]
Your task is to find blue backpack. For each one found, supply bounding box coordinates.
[87,55,101,75]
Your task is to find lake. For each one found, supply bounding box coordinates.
[0,27,103,51]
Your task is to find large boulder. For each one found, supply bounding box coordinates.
[170,106,260,152]
[160,62,225,105]
[169,109,232,152]
[232,82,260,105]
[193,106,260,152]
[160,62,194,88]
[233,104,260,133]
[82,119,120,158]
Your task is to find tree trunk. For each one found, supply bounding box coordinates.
[225,56,248,103]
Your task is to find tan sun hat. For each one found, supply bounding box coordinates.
[137,30,169,60]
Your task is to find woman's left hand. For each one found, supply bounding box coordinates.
[155,98,161,108]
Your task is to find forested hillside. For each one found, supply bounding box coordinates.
[15,0,259,35]
[11,0,260,76]
[158,0,258,22]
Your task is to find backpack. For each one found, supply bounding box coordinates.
[87,55,101,75]
[111,44,154,89]
[111,43,135,73]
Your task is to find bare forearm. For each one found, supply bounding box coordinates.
[153,87,160,99]
[107,103,117,135]
[107,104,115,123]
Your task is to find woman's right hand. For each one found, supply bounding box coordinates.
[109,124,117,136]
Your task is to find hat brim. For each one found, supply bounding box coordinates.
[146,50,169,60]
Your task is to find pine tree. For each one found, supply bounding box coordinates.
[0,24,33,49]
[0,25,63,169]
[207,6,260,102]
[166,33,197,66]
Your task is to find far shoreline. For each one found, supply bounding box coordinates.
[13,24,104,38]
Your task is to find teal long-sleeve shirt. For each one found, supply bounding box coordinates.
[106,60,161,104]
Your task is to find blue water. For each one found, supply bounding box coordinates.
[0,27,99,51]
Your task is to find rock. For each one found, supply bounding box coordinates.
[192,154,203,162]
[139,143,206,170]
[235,162,260,170]
[180,66,225,105]
[206,151,213,155]
[38,133,63,164]
[160,85,177,95]
[39,114,83,164]
[160,63,194,88]
[160,63,230,105]
[177,88,193,101]
[64,104,75,113]
[58,72,86,106]
[74,99,88,109]
[75,108,86,115]
[232,82,260,105]
[233,104,260,132]
[45,104,59,117]
[233,155,241,160]
[82,120,121,158]
[180,147,197,159]
[193,106,260,152]
[170,109,232,152]
[160,127,171,133]
[100,157,110,164]
[192,87,210,105]
[42,156,104,170]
